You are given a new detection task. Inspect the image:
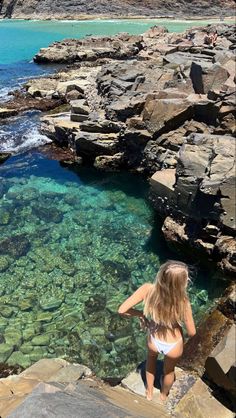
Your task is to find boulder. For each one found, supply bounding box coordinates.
[94,153,124,171]
[73,131,119,159]
[174,378,234,418]
[205,324,236,394]
[179,309,233,375]
[143,97,193,137]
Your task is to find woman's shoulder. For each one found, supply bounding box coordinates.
[139,282,153,296]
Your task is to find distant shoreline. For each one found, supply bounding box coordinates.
[0,15,235,23]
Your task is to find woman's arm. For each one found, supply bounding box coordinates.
[118,283,152,319]
[184,300,196,337]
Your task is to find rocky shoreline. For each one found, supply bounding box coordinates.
[0,0,235,20]
[2,23,235,274]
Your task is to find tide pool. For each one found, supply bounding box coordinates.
[0,153,227,376]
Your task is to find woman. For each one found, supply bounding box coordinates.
[118,260,196,401]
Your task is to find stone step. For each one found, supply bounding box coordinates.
[70,113,89,122]
[70,99,90,115]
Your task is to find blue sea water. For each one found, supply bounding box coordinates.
[0,19,230,376]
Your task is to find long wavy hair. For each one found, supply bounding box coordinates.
[144,260,189,330]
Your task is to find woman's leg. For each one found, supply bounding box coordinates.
[160,341,183,401]
[146,336,158,400]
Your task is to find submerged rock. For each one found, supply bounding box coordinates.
[0,234,31,258]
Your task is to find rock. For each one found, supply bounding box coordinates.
[143,97,193,137]
[39,295,64,310]
[20,358,69,381]
[6,351,32,369]
[0,107,18,118]
[214,236,236,275]
[205,324,236,394]
[31,335,51,346]
[179,309,233,375]
[0,234,30,258]
[190,62,230,94]
[70,99,90,115]
[48,364,92,383]
[94,153,124,171]
[150,169,176,204]
[0,344,14,363]
[0,256,10,273]
[32,206,63,223]
[4,330,22,347]
[174,378,235,418]
[0,152,11,164]
[73,131,119,159]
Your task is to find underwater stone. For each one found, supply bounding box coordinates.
[32,205,63,223]
[23,326,41,342]
[32,334,51,346]
[0,255,10,273]
[0,318,8,332]
[4,329,22,347]
[0,234,31,258]
[85,294,107,314]
[39,295,64,310]
[35,312,53,322]
[18,299,35,311]
[0,208,12,225]
[7,350,32,369]
[1,306,14,318]
[0,343,14,362]
[20,343,34,355]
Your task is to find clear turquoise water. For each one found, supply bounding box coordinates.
[0,18,229,377]
[0,18,232,64]
[0,153,227,377]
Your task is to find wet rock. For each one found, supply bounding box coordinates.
[31,335,51,346]
[214,236,236,275]
[32,206,63,223]
[73,131,119,159]
[1,306,14,318]
[39,295,64,311]
[7,351,32,369]
[0,344,14,363]
[0,234,31,258]
[0,152,11,164]
[0,255,10,273]
[94,153,124,171]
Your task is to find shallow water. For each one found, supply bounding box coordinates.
[0,153,227,377]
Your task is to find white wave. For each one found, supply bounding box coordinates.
[0,87,13,101]
[0,127,51,154]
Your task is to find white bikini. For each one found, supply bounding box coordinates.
[148,320,182,355]
[150,336,182,355]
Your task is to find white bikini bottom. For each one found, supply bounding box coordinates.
[151,335,182,355]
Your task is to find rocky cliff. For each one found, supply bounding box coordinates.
[0,0,235,19]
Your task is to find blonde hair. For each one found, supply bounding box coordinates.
[144,260,189,329]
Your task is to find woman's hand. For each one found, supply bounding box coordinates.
[139,315,150,331]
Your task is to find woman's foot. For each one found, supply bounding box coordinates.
[145,389,153,401]
[159,375,168,402]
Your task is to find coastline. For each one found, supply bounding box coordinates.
[0,15,235,22]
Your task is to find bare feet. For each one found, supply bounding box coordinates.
[145,389,153,401]
[159,391,167,402]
